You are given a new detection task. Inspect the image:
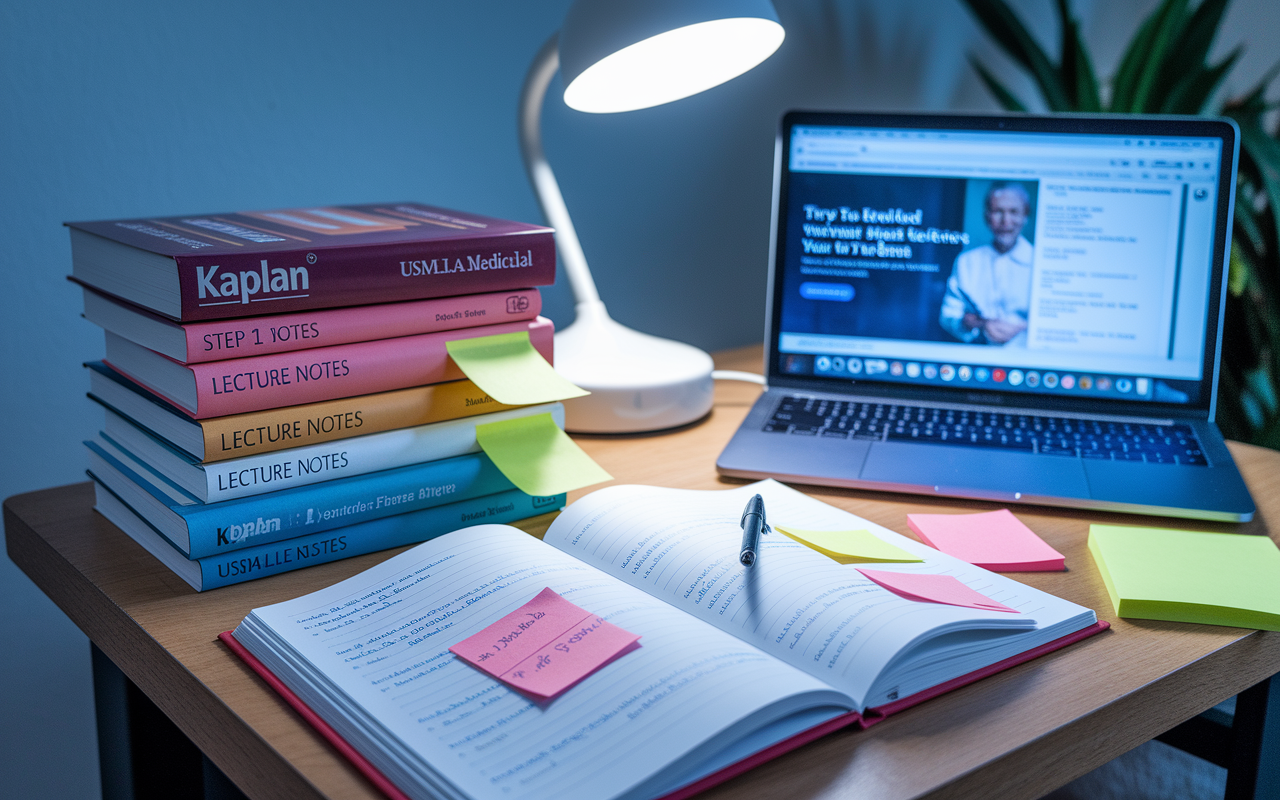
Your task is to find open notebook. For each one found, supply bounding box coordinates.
[226,480,1103,800]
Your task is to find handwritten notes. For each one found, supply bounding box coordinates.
[775,526,922,564]
[446,331,589,405]
[450,587,640,699]
[907,509,1065,572]
[475,412,612,496]
[855,569,1018,613]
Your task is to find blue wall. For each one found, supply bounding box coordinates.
[2,1,1276,797]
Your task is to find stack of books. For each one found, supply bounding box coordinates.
[69,202,581,590]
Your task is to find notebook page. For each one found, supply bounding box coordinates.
[236,525,852,800]
[543,481,1091,709]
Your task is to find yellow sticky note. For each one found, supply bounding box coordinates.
[475,412,611,496]
[775,526,923,564]
[1088,524,1280,631]
[446,332,589,405]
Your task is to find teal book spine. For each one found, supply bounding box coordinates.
[197,489,564,590]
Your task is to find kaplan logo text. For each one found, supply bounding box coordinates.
[197,259,310,304]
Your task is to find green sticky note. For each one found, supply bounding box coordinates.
[446,332,589,405]
[775,526,923,564]
[1088,524,1280,631]
[475,412,611,497]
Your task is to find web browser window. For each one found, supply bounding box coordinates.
[775,125,1225,405]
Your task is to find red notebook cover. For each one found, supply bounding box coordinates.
[218,620,1108,800]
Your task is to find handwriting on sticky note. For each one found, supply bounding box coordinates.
[446,331,589,405]
[475,412,611,496]
[450,587,640,699]
[855,569,1018,613]
[906,509,1065,572]
[775,526,922,564]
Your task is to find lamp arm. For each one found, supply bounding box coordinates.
[518,33,601,307]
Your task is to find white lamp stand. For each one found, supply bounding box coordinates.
[518,1,784,433]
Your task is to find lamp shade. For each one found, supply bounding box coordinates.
[559,0,784,113]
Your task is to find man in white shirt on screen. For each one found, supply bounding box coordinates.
[939,182,1034,346]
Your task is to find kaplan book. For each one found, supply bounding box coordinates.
[67,202,555,321]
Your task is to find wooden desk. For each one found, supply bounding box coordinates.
[7,345,1280,800]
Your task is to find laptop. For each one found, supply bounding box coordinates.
[717,111,1255,522]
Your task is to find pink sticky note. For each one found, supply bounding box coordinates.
[450,587,640,699]
[855,569,1018,613]
[907,509,1065,571]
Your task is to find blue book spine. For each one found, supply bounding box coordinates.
[197,489,565,590]
[87,438,517,558]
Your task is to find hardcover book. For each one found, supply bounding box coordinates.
[86,363,519,462]
[102,316,554,418]
[67,202,555,321]
[84,429,565,559]
[225,480,1102,800]
[100,401,562,503]
[81,286,542,364]
[93,480,563,591]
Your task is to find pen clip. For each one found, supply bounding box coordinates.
[740,495,770,533]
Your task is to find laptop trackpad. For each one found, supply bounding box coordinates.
[860,442,1090,500]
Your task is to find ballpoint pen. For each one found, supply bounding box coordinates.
[739,493,770,567]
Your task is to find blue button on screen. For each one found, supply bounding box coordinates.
[799,282,854,302]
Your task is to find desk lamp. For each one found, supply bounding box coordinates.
[519,0,784,433]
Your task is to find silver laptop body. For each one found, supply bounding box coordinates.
[717,112,1255,522]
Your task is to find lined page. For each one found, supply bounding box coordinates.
[237,525,851,800]
[544,481,1090,707]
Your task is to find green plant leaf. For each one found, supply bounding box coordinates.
[1237,122,1280,269]
[1110,0,1185,112]
[959,0,1071,110]
[1161,48,1241,114]
[969,56,1029,112]
[1056,0,1101,111]
[1129,0,1192,112]
[1153,0,1230,103]
[1234,190,1267,255]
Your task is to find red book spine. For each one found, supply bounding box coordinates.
[179,289,542,363]
[173,232,555,321]
[112,317,555,418]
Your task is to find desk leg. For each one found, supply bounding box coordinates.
[1224,676,1280,799]
[91,644,248,800]
[1157,675,1280,800]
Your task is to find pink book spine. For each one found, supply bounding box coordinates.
[180,289,541,363]
[185,317,553,418]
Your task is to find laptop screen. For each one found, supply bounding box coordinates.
[769,113,1237,414]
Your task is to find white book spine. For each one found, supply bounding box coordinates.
[200,403,562,502]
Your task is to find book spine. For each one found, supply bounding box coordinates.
[198,489,565,590]
[180,450,522,558]
[176,316,551,418]
[200,403,559,502]
[180,289,541,363]
[199,379,517,462]
[173,232,555,321]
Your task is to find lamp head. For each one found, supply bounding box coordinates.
[559,0,784,114]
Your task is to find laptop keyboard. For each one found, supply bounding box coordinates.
[763,396,1209,466]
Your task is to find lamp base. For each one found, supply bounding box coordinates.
[553,301,715,433]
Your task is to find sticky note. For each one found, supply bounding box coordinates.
[475,412,611,496]
[446,331,589,405]
[775,526,922,563]
[450,587,640,699]
[907,509,1065,571]
[855,569,1018,613]
[1088,525,1280,631]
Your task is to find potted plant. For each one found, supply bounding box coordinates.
[961,0,1280,446]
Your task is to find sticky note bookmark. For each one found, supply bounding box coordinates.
[775,526,922,564]
[446,331,589,405]
[855,569,1018,613]
[450,587,640,699]
[475,412,612,496]
[907,509,1065,572]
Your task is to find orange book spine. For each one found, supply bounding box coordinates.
[198,379,516,462]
